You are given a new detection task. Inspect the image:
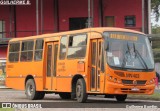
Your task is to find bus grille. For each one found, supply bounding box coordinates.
[122,80,146,85]
[122,80,133,84]
[137,80,146,85]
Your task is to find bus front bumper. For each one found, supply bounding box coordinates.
[105,81,155,95]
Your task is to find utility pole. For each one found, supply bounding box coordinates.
[88,0,91,28]
[41,0,43,34]
[148,0,151,34]
[88,0,94,28]
[36,0,39,35]
[142,0,145,33]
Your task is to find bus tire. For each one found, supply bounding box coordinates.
[25,79,39,100]
[76,78,88,103]
[116,94,127,102]
[59,93,71,99]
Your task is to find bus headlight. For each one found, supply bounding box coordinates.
[114,78,117,82]
[148,78,155,84]
[117,80,121,84]
[114,78,121,83]
[108,76,121,84]
[150,80,153,84]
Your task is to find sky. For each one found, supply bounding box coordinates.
[151,12,160,26]
[151,18,160,26]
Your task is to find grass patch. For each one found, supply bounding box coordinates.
[0,108,14,111]
[128,92,160,101]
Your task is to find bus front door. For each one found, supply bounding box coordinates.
[90,39,104,92]
[45,42,58,91]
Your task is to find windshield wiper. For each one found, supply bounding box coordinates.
[121,42,130,68]
[133,43,148,70]
[121,42,148,70]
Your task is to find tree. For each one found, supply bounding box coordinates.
[151,0,160,22]
[152,24,160,34]
[151,24,160,62]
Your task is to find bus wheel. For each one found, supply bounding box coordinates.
[76,78,88,103]
[25,79,39,100]
[59,93,71,99]
[116,94,127,102]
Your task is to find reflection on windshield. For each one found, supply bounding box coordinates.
[121,42,149,70]
[104,32,154,70]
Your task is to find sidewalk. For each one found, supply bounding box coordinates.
[0,85,11,89]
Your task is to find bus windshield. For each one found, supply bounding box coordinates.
[104,32,154,71]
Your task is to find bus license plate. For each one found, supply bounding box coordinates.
[131,87,139,91]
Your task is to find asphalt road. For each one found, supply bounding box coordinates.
[0,89,160,111]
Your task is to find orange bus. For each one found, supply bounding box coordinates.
[6,27,155,103]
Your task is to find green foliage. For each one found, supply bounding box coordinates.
[151,0,160,22]
[152,41,160,48]
[153,48,160,52]
[128,92,160,101]
[0,108,14,111]
[152,24,160,34]
[151,24,160,62]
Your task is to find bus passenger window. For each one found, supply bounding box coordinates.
[34,39,44,61]
[20,41,34,61]
[59,36,68,59]
[67,34,87,58]
[9,42,20,62]
[34,50,43,61]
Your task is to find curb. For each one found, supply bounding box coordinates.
[0,86,11,89]
[128,97,160,101]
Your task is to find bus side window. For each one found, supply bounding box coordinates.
[34,39,44,61]
[9,42,20,62]
[59,36,68,60]
[20,41,34,61]
[67,34,87,58]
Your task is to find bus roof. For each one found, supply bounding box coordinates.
[9,27,145,42]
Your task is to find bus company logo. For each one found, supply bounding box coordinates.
[133,80,137,85]
[1,103,42,108]
[0,0,31,5]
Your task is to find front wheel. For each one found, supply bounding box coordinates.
[115,94,127,102]
[76,78,88,103]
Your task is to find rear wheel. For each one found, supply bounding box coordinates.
[59,93,71,99]
[116,94,127,102]
[76,78,88,103]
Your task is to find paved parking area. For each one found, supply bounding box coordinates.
[0,89,160,111]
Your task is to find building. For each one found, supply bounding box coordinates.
[0,0,151,60]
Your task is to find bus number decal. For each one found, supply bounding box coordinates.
[7,65,14,68]
[126,73,139,78]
